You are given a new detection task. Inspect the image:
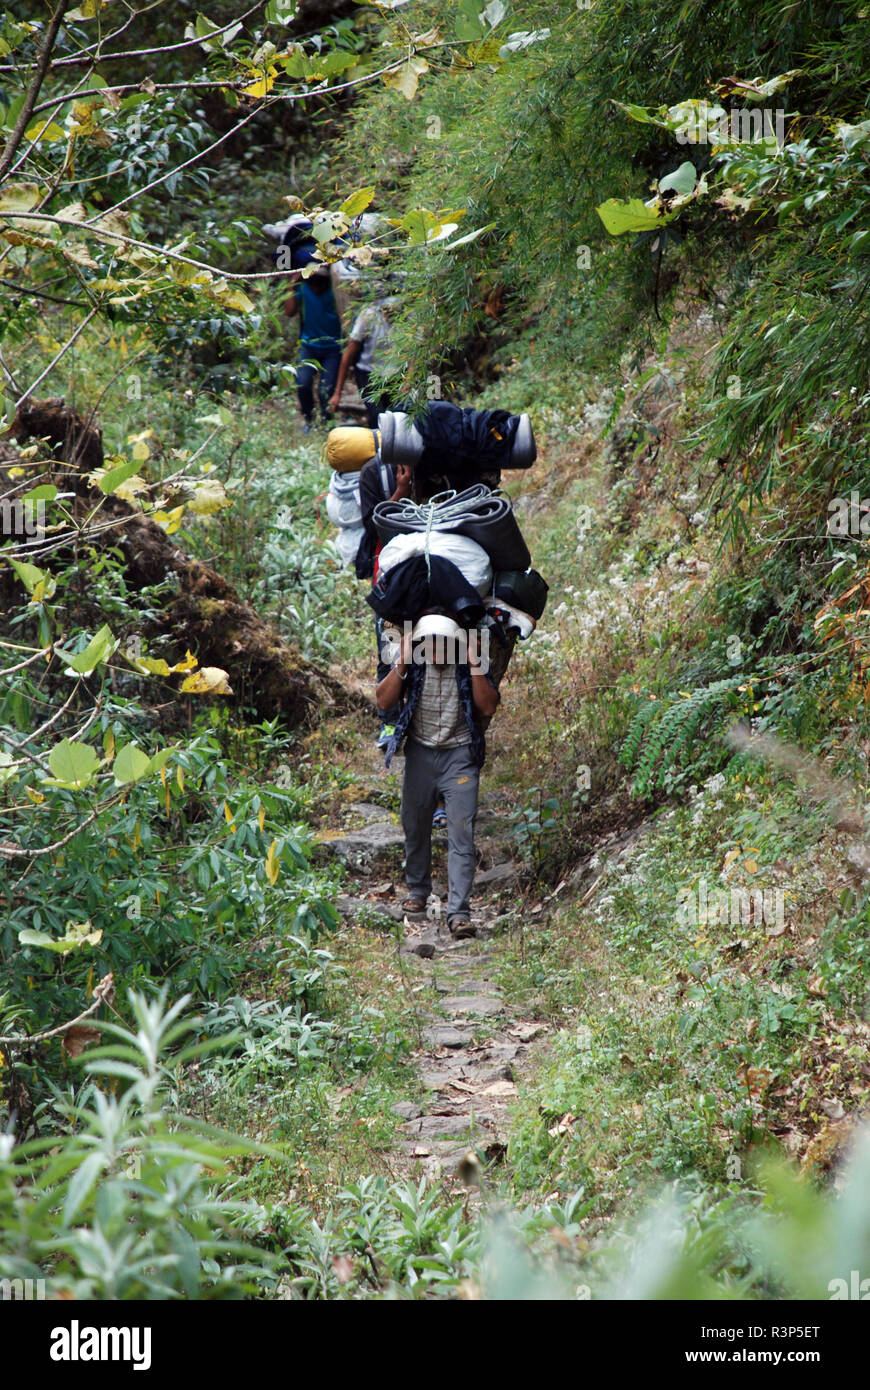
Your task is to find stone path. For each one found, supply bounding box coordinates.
[317,786,548,1184]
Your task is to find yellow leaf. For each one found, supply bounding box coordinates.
[180,666,233,695]
[187,479,231,514]
[242,64,277,98]
[25,786,45,804]
[258,805,265,832]
[176,764,185,792]
[172,650,198,673]
[152,505,185,534]
[114,474,149,503]
[132,821,142,851]
[213,284,255,313]
[25,119,67,143]
[224,799,234,825]
[382,55,429,101]
[265,839,279,886]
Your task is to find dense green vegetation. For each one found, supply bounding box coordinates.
[0,0,868,1302]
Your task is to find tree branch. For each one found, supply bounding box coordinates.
[0,0,70,183]
[0,972,114,1047]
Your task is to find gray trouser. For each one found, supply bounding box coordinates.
[401,738,479,919]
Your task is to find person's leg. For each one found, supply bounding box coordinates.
[401,740,439,906]
[437,745,480,922]
[354,366,379,429]
[295,357,316,424]
[317,347,341,421]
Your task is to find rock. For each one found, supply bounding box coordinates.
[480,1042,522,1066]
[344,802,393,823]
[441,994,503,1018]
[335,894,402,922]
[404,940,436,959]
[392,1101,423,1121]
[478,1062,515,1084]
[421,1025,470,1049]
[404,1113,482,1141]
[419,1068,463,1091]
[475,861,520,887]
[315,820,405,868]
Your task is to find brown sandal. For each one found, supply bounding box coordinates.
[400,897,427,916]
[448,916,475,939]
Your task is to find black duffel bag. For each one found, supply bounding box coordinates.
[493,568,549,620]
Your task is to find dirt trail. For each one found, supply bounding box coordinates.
[318,750,552,1185]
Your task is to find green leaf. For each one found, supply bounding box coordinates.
[45,738,100,788]
[22,484,58,502]
[8,557,56,601]
[112,742,152,785]
[18,920,102,955]
[97,456,142,495]
[658,162,697,197]
[54,623,116,675]
[596,198,675,236]
[148,747,174,776]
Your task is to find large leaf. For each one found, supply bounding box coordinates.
[180,666,233,694]
[340,186,376,219]
[112,742,152,785]
[43,739,100,789]
[54,623,116,675]
[186,480,231,515]
[596,198,675,236]
[18,920,103,954]
[95,455,143,495]
[8,557,56,602]
[658,162,697,197]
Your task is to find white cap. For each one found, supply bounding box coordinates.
[411,614,464,642]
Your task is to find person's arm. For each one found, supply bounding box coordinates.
[390,463,412,502]
[470,670,499,718]
[328,338,363,413]
[376,631,412,711]
[284,280,301,318]
[468,629,500,718]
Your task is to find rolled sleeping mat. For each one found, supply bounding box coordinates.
[373,484,531,573]
[377,411,424,469]
[325,427,380,473]
[492,568,549,621]
[510,413,537,469]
